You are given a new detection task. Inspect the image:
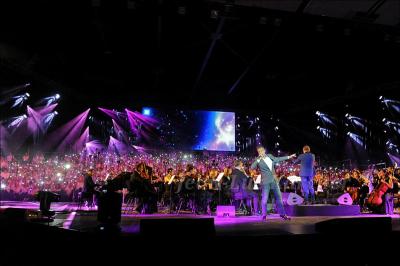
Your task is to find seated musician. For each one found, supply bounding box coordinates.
[221,167,232,205]
[196,172,212,214]
[82,168,98,206]
[83,168,96,194]
[344,170,361,204]
[358,173,370,212]
[133,163,158,214]
[179,164,199,212]
[246,168,260,215]
[164,168,174,184]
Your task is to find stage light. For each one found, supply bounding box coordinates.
[345,113,350,118]
[347,132,365,147]
[8,114,28,129]
[42,94,61,106]
[43,111,58,130]
[379,96,384,100]
[12,93,30,108]
[382,118,386,122]
[142,108,151,116]
[317,126,320,129]
[316,111,320,116]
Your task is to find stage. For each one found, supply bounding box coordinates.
[2,201,400,237]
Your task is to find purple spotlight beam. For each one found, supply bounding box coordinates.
[44,109,90,152]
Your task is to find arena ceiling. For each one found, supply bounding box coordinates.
[0,0,399,119]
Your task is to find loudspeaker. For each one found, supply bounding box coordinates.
[287,193,304,206]
[337,193,353,205]
[282,192,304,205]
[315,217,392,234]
[140,218,215,238]
[216,205,235,217]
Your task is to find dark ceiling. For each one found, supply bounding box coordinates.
[0,0,399,117]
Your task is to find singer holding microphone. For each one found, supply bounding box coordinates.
[251,145,296,221]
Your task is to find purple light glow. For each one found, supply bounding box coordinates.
[125,108,158,140]
[108,136,131,154]
[84,140,105,154]
[27,106,44,134]
[388,153,400,165]
[99,107,126,122]
[44,109,90,152]
[112,119,128,142]
[73,127,90,152]
[35,103,58,116]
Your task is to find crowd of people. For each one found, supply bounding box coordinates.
[0,150,399,215]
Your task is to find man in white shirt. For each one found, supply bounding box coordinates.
[251,145,296,221]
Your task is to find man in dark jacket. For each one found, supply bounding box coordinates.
[231,160,251,214]
[83,169,96,195]
[293,145,316,204]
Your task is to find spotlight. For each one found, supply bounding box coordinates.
[8,114,28,129]
[317,126,320,129]
[142,108,151,116]
[55,94,60,99]
[379,96,384,100]
[12,93,30,108]
[316,111,320,116]
[54,111,58,115]
[382,118,386,122]
[347,132,351,136]
[345,113,350,118]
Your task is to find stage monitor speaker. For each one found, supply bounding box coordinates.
[315,217,392,234]
[216,205,235,217]
[337,193,353,205]
[140,218,215,238]
[286,193,304,206]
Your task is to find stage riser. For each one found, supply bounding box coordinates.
[285,205,360,216]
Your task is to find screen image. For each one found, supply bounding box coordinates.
[141,108,235,152]
[193,111,235,151]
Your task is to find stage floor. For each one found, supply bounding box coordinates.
[2,201,400,237]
